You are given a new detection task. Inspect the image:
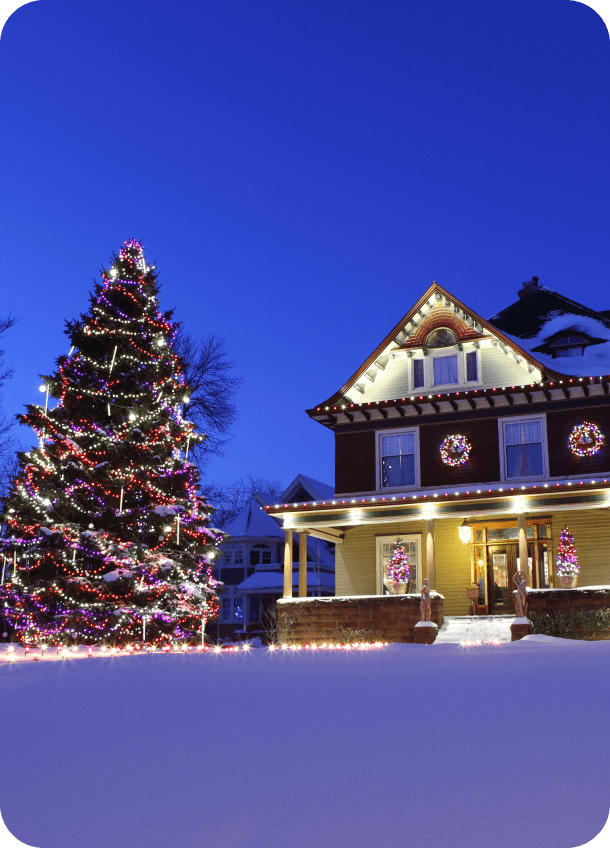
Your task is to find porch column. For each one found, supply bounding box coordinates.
[517,513,530,585]
[283,529,293,598]
[298,531,308,597]
[426,520,435,589]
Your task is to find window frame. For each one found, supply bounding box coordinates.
[375,427,421,492]
[410,348,482,392]
[375,533,422,595]
[498,413,549,482]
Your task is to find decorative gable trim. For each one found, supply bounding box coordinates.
[308,282,563,414]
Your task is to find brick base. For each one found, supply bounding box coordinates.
[414,624,438,645]
[510,621,532,641]
[277,594,444,645]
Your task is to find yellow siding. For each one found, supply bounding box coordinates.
[433,518,473,614]
[336,518,472,614]
[550,509,610,586]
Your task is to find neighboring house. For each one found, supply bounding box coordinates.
[212,476,335,641]
[267,278,610,616]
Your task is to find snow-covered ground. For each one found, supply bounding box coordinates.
[1,634,609,848]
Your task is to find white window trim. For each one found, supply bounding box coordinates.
[410,347,482,392]
[375,533,422,595]
[375,427,421,492]
[498,413,549,482]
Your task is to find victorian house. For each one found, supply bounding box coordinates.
[268,278,610,623]
[212,475,335,641]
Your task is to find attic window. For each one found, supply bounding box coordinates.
[426,328,457,349]
[549,336,588,358]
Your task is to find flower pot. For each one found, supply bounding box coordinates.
[560,574,577,589]
[387,581,407,595]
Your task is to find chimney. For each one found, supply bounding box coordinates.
[518,276,539,299]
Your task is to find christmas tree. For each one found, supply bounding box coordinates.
[555,526,579,576]
[0,239,221,648]
[386,538,410,583]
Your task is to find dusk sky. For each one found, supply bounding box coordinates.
[0,0,608,493]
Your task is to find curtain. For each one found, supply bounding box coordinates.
[433,355,458,385]
[381,433,415,487]
[504,420,543,477]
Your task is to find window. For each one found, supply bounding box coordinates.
[376,534,421,594]
[233,599,243,622]
[549,336,588,358]
[433,355,458,386]
[248,596,260,622]
[426,328,457,348]
[221,597,232,622]
[411,349,480,391]
[500,416,547,480]
[250,544,272,566]
[413,358,424,389]
[466,350,478,381]
[377,429,419,489]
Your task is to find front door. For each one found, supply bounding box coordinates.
[487,545,518,614]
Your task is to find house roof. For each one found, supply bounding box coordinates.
[488,285,610,378]
[282,474,334,502]
[219,495,284,537]
[236,570,335,592]
[306,282,563,413]
[307,280,610,419]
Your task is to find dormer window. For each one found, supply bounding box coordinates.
[549,335,588,358]
[426,328,457,349]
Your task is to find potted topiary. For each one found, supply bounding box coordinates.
[556,526,579,588]
[385,537,410,594]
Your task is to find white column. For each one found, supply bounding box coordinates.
[283,529,293,598]
[518,513,529,584]
[426,520,435,590]
[298,532,308,598]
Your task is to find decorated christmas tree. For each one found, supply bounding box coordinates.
[0,239,221,648]
[386,537,410,583]
[555,526,579,576]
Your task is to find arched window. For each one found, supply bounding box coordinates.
[548,335,588,358]
[425,328,458,349]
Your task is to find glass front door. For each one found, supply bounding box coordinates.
[487,545,518,614]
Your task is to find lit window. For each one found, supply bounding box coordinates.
[379,431,417,488]
[233,599,243,622]
[433,355,458,386]
[501,417,546,479]
[221,597,232,622]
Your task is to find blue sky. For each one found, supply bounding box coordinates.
[0,0,608,492]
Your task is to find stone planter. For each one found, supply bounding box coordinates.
[387,582,407,595]
[414,621,438,644]
[560,574,578,589]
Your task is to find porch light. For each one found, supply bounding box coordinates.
[458,519,472,544]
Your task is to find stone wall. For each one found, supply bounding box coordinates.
[276,593,444,645]
[527,587,610,640]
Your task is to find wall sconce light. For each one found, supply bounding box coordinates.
[458,518,472,544]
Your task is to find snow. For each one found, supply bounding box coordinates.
[1,637,609,848]
[238,570,335,591]
[513,616,531,625]
[500,312,610,377]
[219,496,284,537]
[153,505,183,516]
[414,620,438,628]
[101,568,133,582]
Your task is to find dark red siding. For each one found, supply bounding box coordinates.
[335,431,376,494]
[547,407,610,477]
[419,418,501,487]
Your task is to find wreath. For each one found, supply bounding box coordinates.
[568,422,604,457]
[440,434,472,467]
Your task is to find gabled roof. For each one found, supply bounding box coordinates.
[307,282,561,412]
[219,494,284,538]
[488,285,610,378]
[282,474,334,502]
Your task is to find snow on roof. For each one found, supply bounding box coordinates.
[236,570,335,591]
[488,286,610,377]
[219,496,284,538]
[281,474,335,503]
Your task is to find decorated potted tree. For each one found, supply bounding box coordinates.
[556,526,579,588]
[385,537,410,594]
